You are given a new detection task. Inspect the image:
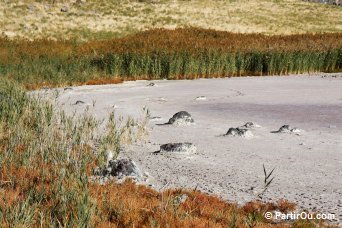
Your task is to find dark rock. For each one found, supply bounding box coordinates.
[108,158,143,180]
[240,122,260,129]
[147,82,156,87]
[158,143,197,154]
[167,111,194,126]
[225,127,253,138]
[226,128,240,136]
[93,158,143,182]
[272,125,302,135]
[277,125,291,133]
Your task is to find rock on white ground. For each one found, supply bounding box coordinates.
[147,82,156,87]
[273,125,303,135]
[158,142,197,154]
[225,127,254,138]
[241,122,261,129]
[48,74,342,223]
[92,158,144,184]
[167,111,194,126]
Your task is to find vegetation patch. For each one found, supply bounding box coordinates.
[0,28,341,88]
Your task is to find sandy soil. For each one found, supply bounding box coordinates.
[46,74,342,223]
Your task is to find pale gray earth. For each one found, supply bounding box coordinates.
[37,74,342,223]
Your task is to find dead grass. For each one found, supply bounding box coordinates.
[1,0,341,41]
[87,180,304,227]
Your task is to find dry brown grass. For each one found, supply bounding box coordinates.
[1,0,341,41]
[87,180,298,227]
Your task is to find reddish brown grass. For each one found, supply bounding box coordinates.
[87,180,302,227]
[1,28,341,63]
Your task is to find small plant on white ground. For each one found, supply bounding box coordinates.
[257,164,276,199]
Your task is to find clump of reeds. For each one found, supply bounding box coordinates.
[0,28,341,88]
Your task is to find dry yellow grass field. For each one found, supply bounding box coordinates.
[1,0,341,41]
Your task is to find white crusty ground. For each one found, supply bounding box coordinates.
[41,74,342,223]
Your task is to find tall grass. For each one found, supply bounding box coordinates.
[0,28,341,88]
